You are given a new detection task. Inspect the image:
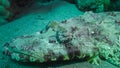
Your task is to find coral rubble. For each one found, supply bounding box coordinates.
[3,12,120,66]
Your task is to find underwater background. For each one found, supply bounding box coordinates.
[0,0,120,68]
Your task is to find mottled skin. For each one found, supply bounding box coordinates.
[3,12,120,66]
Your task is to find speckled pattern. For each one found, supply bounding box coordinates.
[3,12,120,67]
[0,1,119,68]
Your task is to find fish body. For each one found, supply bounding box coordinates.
[4,12,120,66]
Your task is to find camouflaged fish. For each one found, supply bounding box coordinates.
[3,12,120,66]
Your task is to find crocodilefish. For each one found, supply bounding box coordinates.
[3,12,120,66]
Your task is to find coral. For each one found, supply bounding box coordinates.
[0,5,10,19]
[0,0,10,8]
[0,0,10,26]
[75,0,111,12]
[107,0,120,11]
[3,12,120,66]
